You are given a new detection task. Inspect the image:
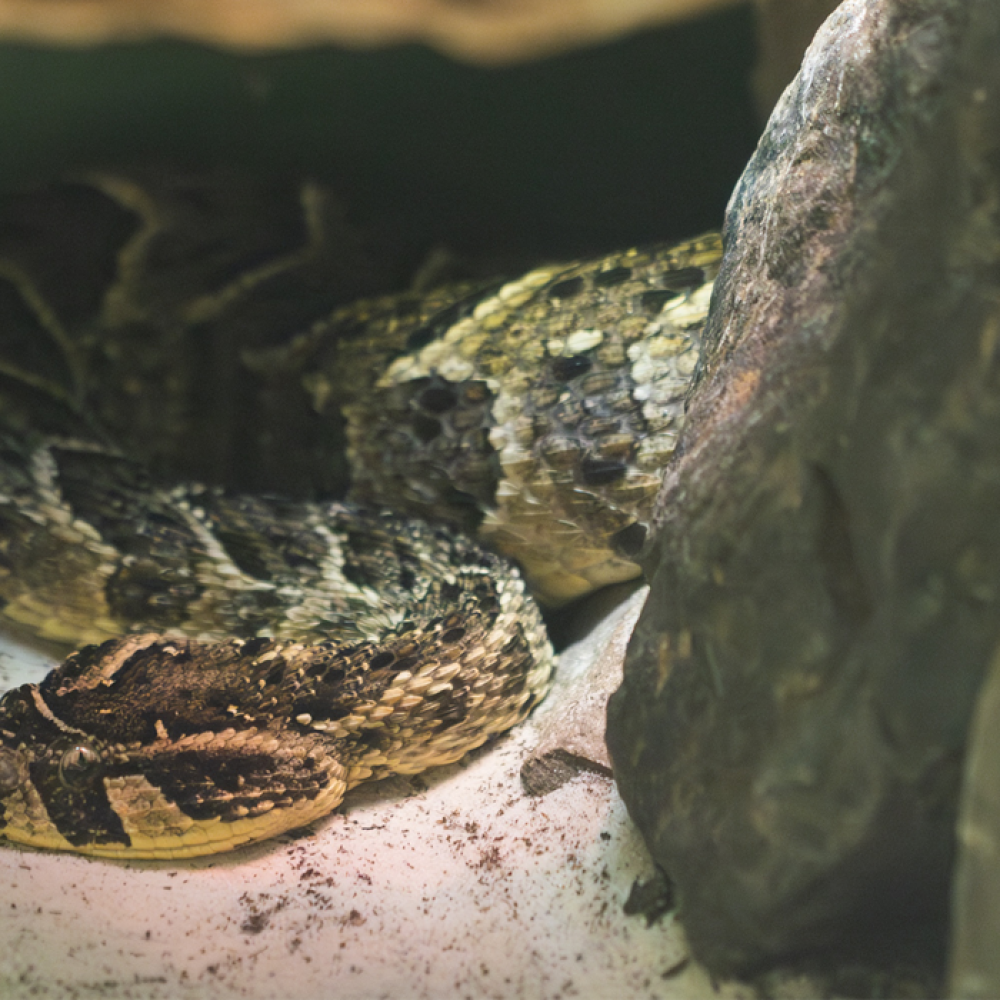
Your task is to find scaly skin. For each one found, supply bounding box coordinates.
[0,172,719,857]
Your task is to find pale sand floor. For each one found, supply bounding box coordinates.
[0,589,750,1000]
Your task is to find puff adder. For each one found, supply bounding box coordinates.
[0,172,721,858]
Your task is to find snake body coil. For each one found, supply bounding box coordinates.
[0,173,720,858]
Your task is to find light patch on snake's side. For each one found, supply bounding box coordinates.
[99,770,350,861]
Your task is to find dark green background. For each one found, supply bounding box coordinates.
[0,5,759,264]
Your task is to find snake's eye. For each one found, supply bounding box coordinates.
[58,742,102,790]
[0,748,21,794]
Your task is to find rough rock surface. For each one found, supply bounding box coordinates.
[607,0,1000,978]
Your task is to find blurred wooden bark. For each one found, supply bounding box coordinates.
[0,0,741,60]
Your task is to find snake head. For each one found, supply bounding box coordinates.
[0,681,117,855]
[0,637,351,859]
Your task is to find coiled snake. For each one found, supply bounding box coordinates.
[0,172,720,858]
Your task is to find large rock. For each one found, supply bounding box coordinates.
[607,0,1000,978]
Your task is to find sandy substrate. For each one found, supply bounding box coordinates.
[0,589,749,1000]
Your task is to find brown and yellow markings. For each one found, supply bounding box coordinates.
[0,172,720,857]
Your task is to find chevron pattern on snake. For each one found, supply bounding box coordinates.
[0,172,721,858]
